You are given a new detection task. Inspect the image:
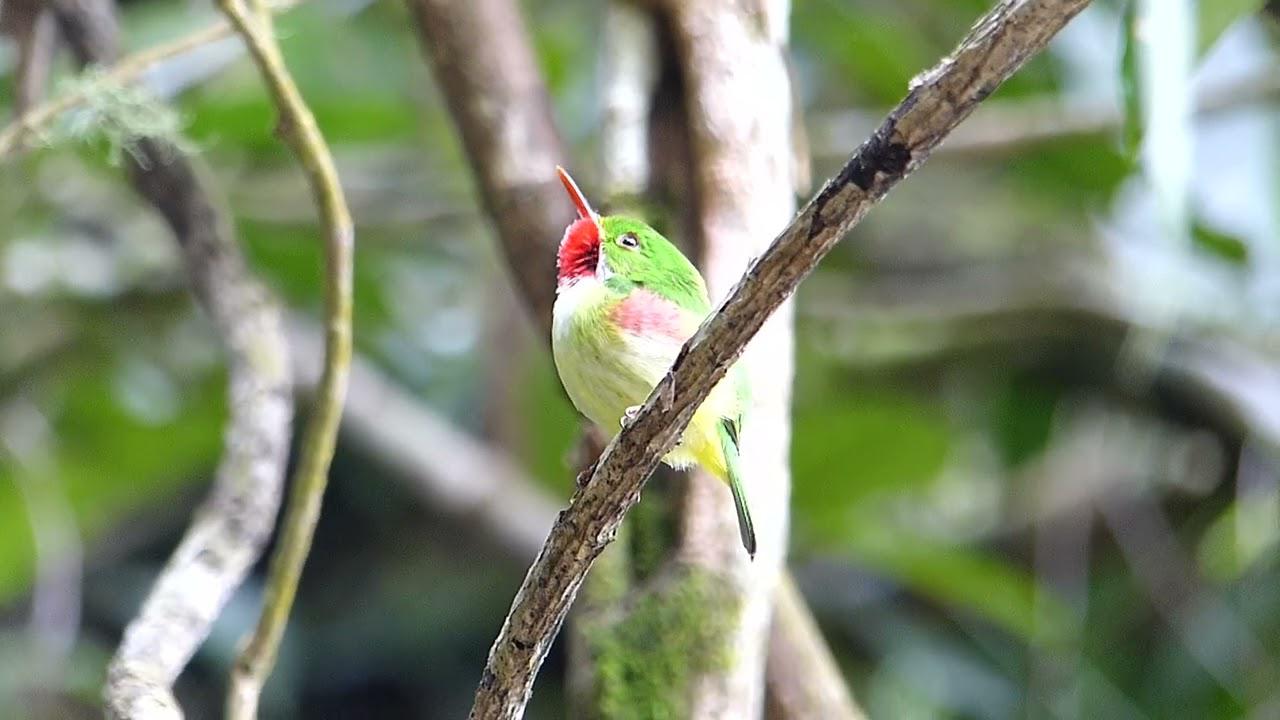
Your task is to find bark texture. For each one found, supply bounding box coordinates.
[663,0,796,716]
[32,5,297,716]
[406,0,571,337]
[106,139,293,720]
[766,575,867,720]
[467,0,1094,717]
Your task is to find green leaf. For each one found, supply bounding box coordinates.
[843,518,1073,643]
[0,363,225,604]
[1191,221,1250,265]
[1199,0,1266,55]
[790,390,950,542]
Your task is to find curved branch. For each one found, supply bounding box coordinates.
[106,137,295,720]
[29,3,296,718]
[467,0,1093,715]
[214,1,354,717]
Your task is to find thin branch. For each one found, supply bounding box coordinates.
[0,0,302,160]
[468,0,1093,716]
[215,0,353,717]
[29,2,296,718]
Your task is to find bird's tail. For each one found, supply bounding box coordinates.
[718,420,757,559]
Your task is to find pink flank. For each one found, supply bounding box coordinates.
[610,290,691,342]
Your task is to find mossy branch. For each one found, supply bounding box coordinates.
[467,0,1093,716]
[32,1,296,717]
[214,2,354,718]
[0,0,303,160]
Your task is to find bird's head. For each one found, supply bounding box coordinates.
[555,167,696,292]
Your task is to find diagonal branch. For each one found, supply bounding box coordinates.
[467,0,1093,716]
[213,0,354,717]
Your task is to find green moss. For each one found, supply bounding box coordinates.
[43,69,195,166]
[588,569,740,720]
[627,472,679,582]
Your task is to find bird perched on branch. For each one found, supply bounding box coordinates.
[550,166,755,558]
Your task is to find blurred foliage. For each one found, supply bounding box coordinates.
[2,0,1279,718]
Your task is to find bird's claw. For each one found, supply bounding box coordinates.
[619,405,642,428]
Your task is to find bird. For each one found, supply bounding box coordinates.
[549,166,755,558]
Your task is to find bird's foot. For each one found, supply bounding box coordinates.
[619,405,642,428]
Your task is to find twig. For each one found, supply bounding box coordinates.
[215,0,353,717]
[0,0,302,159]
[467,0,1093,716]
[29,2,297,717]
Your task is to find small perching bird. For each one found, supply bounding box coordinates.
[550,167,756,558]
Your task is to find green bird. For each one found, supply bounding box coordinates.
[550,167,755,558]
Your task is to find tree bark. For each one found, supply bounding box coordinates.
[38,3,296,717]
[406,0,571,338]
[662,1,797,716]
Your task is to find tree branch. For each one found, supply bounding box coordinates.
[31,3,295,718]
[661,0,797,715]
[766,574,868,720]
[0,0,303,160]
[406,0,571,338]
[106,139,295,720]
[467,0,1093,716]
[213,1,354,717]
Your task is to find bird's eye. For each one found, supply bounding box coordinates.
[617,233,640,249]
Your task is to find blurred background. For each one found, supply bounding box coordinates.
[1,0,1279,718]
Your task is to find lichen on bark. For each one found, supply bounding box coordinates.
[586,567,742,720]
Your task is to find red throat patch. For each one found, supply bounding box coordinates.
[557,218,599,285]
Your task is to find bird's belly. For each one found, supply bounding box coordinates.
[552,281,736,477]
[553,325,660,433]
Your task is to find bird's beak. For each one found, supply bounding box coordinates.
[556,166,597,221]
